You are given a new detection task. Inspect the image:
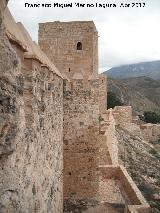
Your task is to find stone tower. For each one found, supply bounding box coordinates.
[38,21,98,80]
[38,21,107,203]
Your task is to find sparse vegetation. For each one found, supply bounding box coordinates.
[141,111,160,124]
[138,182,154,200]
[107,91,124,109]
[150,139,160,145]
[149,148,160,159]
[107,77,160,115]
[117,126,160,213]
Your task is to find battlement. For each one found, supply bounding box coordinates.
[140,123,160,142]
[112,106,133,125]
[0,4,151,213]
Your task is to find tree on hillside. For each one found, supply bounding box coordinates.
[142,111,160,124]
[107,91,124,109]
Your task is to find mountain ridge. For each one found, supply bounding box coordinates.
[104,60,160,80]
[108,76,160,115]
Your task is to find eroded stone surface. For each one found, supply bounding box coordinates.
[64,198,125,213]
[39,21,108,203]
[0,3,63,212]
[0,4,151,213]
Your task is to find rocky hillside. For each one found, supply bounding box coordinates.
[108,77,160,115]
[117,125,160,213]
[105,61,160,80]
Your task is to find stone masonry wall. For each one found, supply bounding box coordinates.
[21,57,63,213]
[100,110,119,166]
[39,21,107,202]
[112,106,133,125]
[1,4,151,213]
[112,106,160,143]
[39,21,98,80]
[0,5,63,213]
[104,110,119,165]
[98,74,107,114]
[63,79,101,201]
[140,123,160,142]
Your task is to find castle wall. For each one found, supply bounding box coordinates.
[99,165,150,213]
[112,106,160,143]
[21,57,63,213]
[140,123,160,142]
[105,111,119,165]
[63,79,100,201]
[98,74,107,113]
[112,106,133,125]
[1,6,151,212]
[0,6,63,212]
[38,21,98,79]
[100,110,119,165]
[39,21,107,202]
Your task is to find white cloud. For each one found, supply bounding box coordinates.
[8,0,160,68]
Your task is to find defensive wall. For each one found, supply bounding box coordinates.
[0,2,151,212]
[0,5,63,212]
[140,123,160,142]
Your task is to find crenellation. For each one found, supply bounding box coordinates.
[98,74,107,113]
[112,106,133,125]
[0,2,151,212]
[140,123,160,142]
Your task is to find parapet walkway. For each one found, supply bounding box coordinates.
[84,202,125,213]
[84,178,126,213]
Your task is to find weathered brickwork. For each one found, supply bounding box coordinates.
[112,106,133,125]
[98,74,107,113]
[39,21,150,213]
[0,4,150,213]
[100,110,119,165]
[0,5,63,213]
[39,21,108,202]
[140,123,160,142]
[63,79,100,200]
[21,61,63,213]
[112,106,160,143]
[39,21,98,79]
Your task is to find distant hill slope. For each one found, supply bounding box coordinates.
[108,77,160,114]
[105,61,160,80]
[117,126,160,212]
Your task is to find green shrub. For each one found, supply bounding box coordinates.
[138,182,154,200]
[141,111,160,124]
[107,91,124,109]
[150,148,160,159]
[150,139,160,145]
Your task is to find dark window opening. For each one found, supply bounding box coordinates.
[48,83,51,91]
[69,68,71,72]
[77,42,82,50]
[80,122,84,126]
[32,184,36,195]
[69,172,72,176]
